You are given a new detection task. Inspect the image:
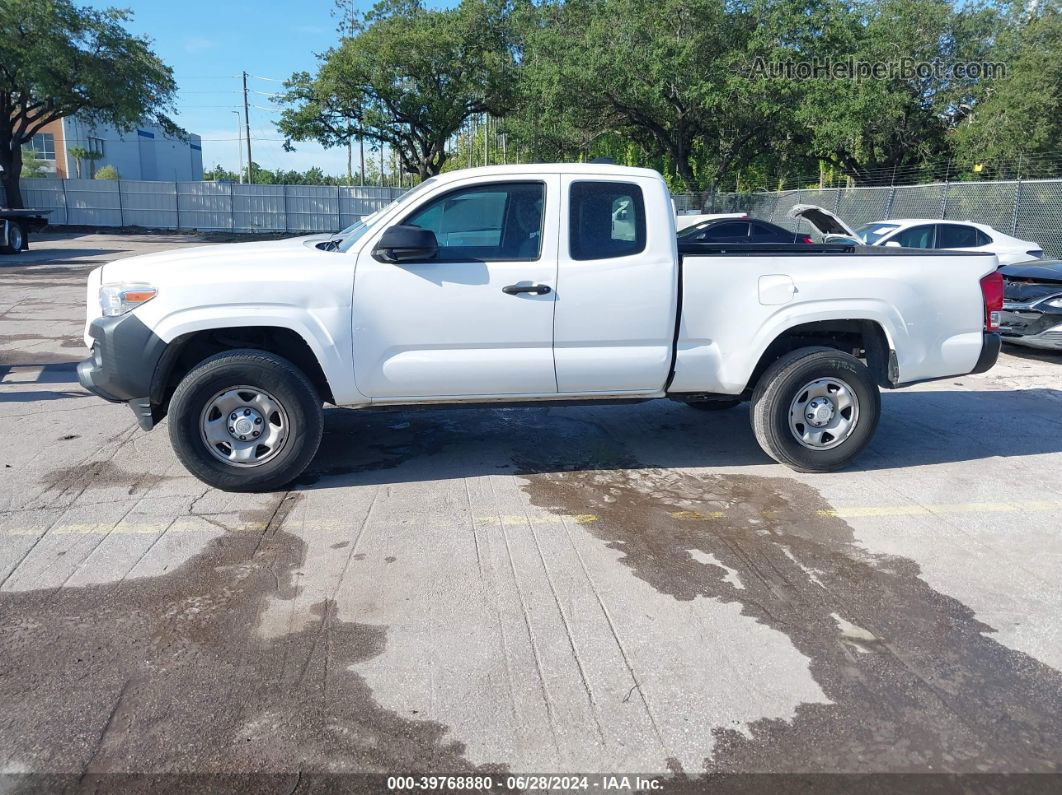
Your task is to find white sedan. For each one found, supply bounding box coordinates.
[789,205,1044,266]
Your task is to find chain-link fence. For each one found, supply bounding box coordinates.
[2,179,407,233]
[677,179,1062,259]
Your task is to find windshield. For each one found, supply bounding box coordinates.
[335,176,441,253]
[855,222,899,245]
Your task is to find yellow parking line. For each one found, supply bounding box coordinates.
[4,500,1055,539]
[818,501,1062,518]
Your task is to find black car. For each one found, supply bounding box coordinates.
[677,217,814,245]
[999,260,1062,351]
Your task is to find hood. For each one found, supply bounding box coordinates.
[787,204,857,237]
[1001,260,1062,304]
[101,237,331,283]
[1000,260,1062,283]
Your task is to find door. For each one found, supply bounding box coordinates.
[935,223,985,250]
[352,178,560,400]
[553,176,677,394]
[887,224,937,249]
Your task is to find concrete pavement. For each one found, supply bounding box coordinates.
[1,232,1060,782]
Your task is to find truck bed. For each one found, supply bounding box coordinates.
[671,245,997,394]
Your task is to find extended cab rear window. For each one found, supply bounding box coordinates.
[569,181,646,260]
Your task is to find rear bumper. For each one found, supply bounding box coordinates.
[970,332,1002,373]
[77,313,168,430]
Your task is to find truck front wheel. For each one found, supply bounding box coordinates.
[167,349,323,492]
[750,347,880,472]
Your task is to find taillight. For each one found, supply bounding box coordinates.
[799,234,813,244]
[980,271,1004,332]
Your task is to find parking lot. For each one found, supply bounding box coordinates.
[2,232,1061,783]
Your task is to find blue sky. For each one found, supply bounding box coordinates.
[82,1,376,176]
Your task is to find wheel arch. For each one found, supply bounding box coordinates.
[744,318,896,395]
[151,325,337,415]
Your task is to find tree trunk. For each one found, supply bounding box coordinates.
[0,145,25,209]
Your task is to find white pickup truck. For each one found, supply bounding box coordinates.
[78,164,1003,491]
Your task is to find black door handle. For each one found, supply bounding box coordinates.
[502,284,552,295]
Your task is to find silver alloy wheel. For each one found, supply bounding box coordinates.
[199,386,289,467]
[788,377,859,451]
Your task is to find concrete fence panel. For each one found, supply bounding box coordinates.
[121,180,178,229]
[177,181,235,230]
[63,179,123,227]
[285,185,342,233]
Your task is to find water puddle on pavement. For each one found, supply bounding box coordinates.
[0,493,502,776]
[518,459,1062,772]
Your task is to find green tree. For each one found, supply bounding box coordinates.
[67,145,103,178]
[19,148,48,177]
[954,4,1061,178]
[276,0,517,181]
[94,164,119,180]
[513,0,800,198]
[791,0,997,185]
[0,0,178,207]
[203,163,242,182]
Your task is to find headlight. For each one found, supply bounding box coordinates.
[1043,296,1062,310]
[99,283,157,316]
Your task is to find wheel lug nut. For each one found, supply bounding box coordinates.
[243,409,251,416]
[239,435,246,440]
[229,426,235,433]
[254,417,262,425]
[252,431,259,438]
[230,413,237,421]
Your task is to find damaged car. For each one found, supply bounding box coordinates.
[999,260,1062,351]
[787,205,1044,266]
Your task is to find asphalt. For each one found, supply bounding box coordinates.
[1,232,1061,787]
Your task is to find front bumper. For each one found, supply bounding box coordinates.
[1000,306,1062,350]
[78,313,169,430]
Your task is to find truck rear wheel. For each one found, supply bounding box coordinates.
[750,347,879,472]
[167,349,323,492]
[1,222,25,255]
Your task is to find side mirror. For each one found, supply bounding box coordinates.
[373,225,438,263]
[883,240,902,248]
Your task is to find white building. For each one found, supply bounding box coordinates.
[23,116,203,181]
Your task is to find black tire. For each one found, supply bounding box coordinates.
[750,347,880,472]
[0,222,25,255]
[687,398,742,411]
[167,349,323,492]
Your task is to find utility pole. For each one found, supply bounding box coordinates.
[231,111,243,183]
[242,71,253,182]
[379,145,384,187]
[359,138,365,185]
[483,114,488,167]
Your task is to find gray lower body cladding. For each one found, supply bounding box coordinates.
[78,314,169,430]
